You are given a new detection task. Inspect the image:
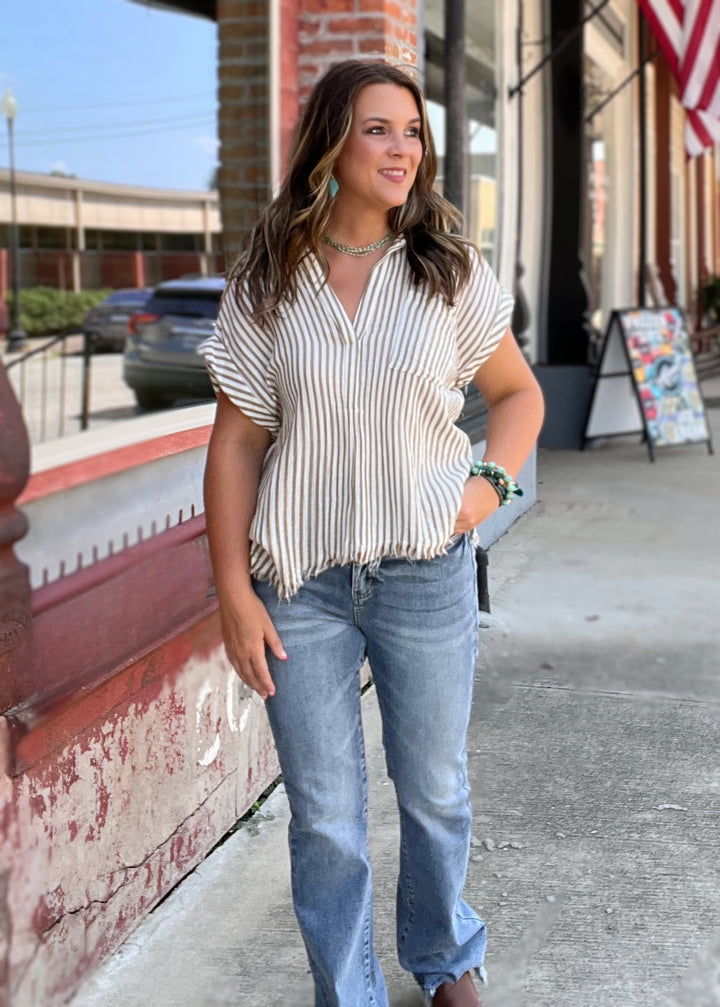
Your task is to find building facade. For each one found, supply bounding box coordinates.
[0,169,222,297]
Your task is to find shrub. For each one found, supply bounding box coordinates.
[5,287,111,337]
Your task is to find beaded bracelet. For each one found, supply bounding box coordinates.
[470,460,524,507]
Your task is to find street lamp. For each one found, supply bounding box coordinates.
[2,89,28,351]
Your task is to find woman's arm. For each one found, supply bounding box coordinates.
[204,390,286,699]
[453,328,545,533]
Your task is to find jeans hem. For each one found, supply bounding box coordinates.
[421,965,487,1002]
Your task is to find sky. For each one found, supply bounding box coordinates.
[0,0,218,191]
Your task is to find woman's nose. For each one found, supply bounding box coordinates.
[388,131,411,155]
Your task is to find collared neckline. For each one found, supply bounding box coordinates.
[302,235,407,336]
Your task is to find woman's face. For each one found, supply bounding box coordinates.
[332,82,424,216]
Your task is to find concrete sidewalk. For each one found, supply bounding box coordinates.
[69,380,720,1007]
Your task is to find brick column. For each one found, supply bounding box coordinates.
[279,0,300,171]
[217,0,273,259]
[298,0,418,101]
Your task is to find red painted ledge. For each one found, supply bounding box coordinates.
[19,425,213,504]
[3,515,219,774]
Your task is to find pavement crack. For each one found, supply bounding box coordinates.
[512,682,719,707]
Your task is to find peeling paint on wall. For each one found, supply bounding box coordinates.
[1,624,280,1007]
[226,670,240,733]
[198,734,221,767]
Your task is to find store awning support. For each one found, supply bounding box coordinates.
[585,45,660,123]
[508,0,610,98]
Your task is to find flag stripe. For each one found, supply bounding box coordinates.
[679,0,719,107]
[686,107,720,155]
[689,1,720,111]
[639,0,682,74]
[641,0,720,156]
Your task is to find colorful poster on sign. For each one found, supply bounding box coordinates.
[618,308,709,446]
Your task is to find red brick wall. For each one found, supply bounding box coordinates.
[100,253,142,290]
[217,0,271,259]
[297,0,418,101]
[34,252,73,290]
[158,252,204,281]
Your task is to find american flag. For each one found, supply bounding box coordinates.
[638,0,720,155]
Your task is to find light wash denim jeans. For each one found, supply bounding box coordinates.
[254,533,486,1007]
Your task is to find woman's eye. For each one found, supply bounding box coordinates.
[364,125,421,138]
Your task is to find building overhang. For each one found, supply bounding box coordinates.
[128,0,217,22]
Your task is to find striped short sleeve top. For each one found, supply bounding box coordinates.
[199,238,513,598]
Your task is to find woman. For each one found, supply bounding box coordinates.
[201,59,544,1007]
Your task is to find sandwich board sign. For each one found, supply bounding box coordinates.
[583,307,713,461]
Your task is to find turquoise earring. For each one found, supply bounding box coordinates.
[329,176,339,198]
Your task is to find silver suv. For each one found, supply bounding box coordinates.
[123,275,225,411]
[84,288,153,351]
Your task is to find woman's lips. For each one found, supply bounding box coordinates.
[379,169,407,183]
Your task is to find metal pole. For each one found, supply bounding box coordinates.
[444,0,466,223]
[5,115,28,351]
[81,330,92,430]
[512,0,531,355]
[638,13,647,307]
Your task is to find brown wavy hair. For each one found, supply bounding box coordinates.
[229,59,472,325]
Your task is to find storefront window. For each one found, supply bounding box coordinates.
[36,227,68,249]
[160,233,202,252]
[100,230,139,251]
[423,0,498,264]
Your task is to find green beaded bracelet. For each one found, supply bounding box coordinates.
[469,460,524,507]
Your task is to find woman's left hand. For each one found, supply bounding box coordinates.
[453,476,500,534]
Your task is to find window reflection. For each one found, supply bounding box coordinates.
[423,0,498,261]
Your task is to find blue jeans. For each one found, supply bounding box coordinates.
[254,534,486,1007]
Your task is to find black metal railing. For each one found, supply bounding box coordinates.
[4,330,94,444]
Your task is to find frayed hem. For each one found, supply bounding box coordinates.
[252,536,469,600]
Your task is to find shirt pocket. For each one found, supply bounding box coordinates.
[386,294,458,386]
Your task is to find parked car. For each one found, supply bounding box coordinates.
[83,288,154,351]
[123,276,225,411]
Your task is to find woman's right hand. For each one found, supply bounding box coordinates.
[219,588,287,701]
